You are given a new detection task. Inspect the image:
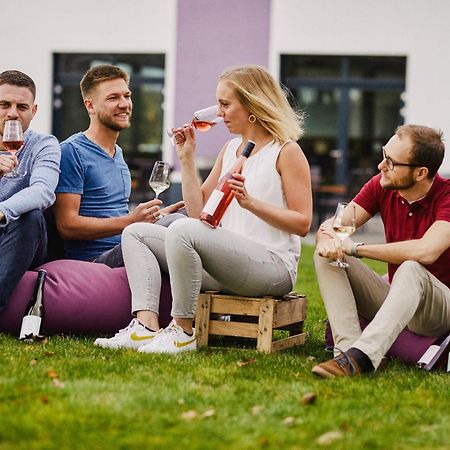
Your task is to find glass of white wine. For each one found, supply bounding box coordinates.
[330,202,356,268]
[167,105,223,143]
[149,161,170,199]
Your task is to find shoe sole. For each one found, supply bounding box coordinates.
[138,345,197,354]
[311,365,336,378]
[94,342,123,349]
[94,341,145,350]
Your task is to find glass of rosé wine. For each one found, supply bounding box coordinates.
[167,105,223,144]
[2,120,25,178]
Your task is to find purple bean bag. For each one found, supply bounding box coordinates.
[325,317,442,365]
[324,273,448,365]
[0,259,172,336]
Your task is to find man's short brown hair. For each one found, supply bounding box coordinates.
[0,70,36,100]
[80,65,130,99]
[396,125,445,178]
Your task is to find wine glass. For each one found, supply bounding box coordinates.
[2,119,25,178]
[167,105,223,143]
[149,161,170,199]
[330,202,356,268]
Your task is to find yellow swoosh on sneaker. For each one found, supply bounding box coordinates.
[130,332,155,341]
[175,337,196,348]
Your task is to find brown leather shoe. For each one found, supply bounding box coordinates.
[312,352,362,378]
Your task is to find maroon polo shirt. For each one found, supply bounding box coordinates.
[353,173,450,287]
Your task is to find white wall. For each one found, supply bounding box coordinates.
[270,0,450,172]
[2,0,449,171]
[0,0,177,159]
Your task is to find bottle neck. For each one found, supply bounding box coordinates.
[229,140,255,174]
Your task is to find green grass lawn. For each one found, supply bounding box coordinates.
[0,245,449,450]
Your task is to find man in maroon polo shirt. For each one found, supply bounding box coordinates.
[312,124,450,378]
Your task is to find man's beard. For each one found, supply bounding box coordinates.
[381,171,416,190]
[98,111,132,132]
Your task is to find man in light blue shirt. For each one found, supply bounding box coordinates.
[54,65,183,267]
[56,131,134,261]
[0,70,61,310]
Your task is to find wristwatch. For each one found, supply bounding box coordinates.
[351,242,364,258]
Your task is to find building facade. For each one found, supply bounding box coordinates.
[2,0,449,202]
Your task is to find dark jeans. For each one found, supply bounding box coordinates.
[93,211,188,268]
[0,210,48,310]
[93,242,124,268]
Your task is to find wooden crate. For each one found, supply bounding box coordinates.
[195,291,307,353]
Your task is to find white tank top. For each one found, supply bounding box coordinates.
[220,138,301,284]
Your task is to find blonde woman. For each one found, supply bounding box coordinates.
[97,65,312,352]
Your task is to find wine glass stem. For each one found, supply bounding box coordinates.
[154,193,159,199]
[337,238,344,263]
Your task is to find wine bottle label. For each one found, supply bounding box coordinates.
[202,189,224,216]
[19,315,42,340]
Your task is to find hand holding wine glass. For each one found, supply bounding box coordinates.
[2,119,25,178]
[330,202,356,268]
[167,105,223,144]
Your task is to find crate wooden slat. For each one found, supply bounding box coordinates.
[209,321,258,338]
[195,291,307,353]
[210,297,261,315]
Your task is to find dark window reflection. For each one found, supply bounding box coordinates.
[52,53,165,201]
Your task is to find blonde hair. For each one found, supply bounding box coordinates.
[219,65,304,144]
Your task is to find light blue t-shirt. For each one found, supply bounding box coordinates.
[56,132,131,261]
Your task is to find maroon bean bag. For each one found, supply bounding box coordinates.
[0,259,172,336]
[325,317,443,365]
[324,273,448,365]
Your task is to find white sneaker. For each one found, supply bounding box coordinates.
[94,318,158,350]
[138,320,196,354]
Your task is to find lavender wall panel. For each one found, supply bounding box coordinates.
[173,0,271,169]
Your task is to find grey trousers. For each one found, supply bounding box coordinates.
[122,218,293,317]
[314,251,450,369]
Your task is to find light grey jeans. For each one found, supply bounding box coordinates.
[121,218,293,318]
[314,251,450,369]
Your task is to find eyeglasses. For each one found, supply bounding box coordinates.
[382,147,421,171]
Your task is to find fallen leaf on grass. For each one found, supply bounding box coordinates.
[52,378,65,389]
[258,436,269,447]
[301,392,317,405]
[40,395,49,404]
[47,370,59,379]
[236,358,257,367]
[282,416,296,426]
[30,359,38,366]
[202,409,215,418]
[251,405,264,415]
[306,355,316,361]
[44,351,55,357]
[181,410,198,420]
[317,430,344,446]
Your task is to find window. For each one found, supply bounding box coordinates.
[281,55,406,190]
[52,53,165,200]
